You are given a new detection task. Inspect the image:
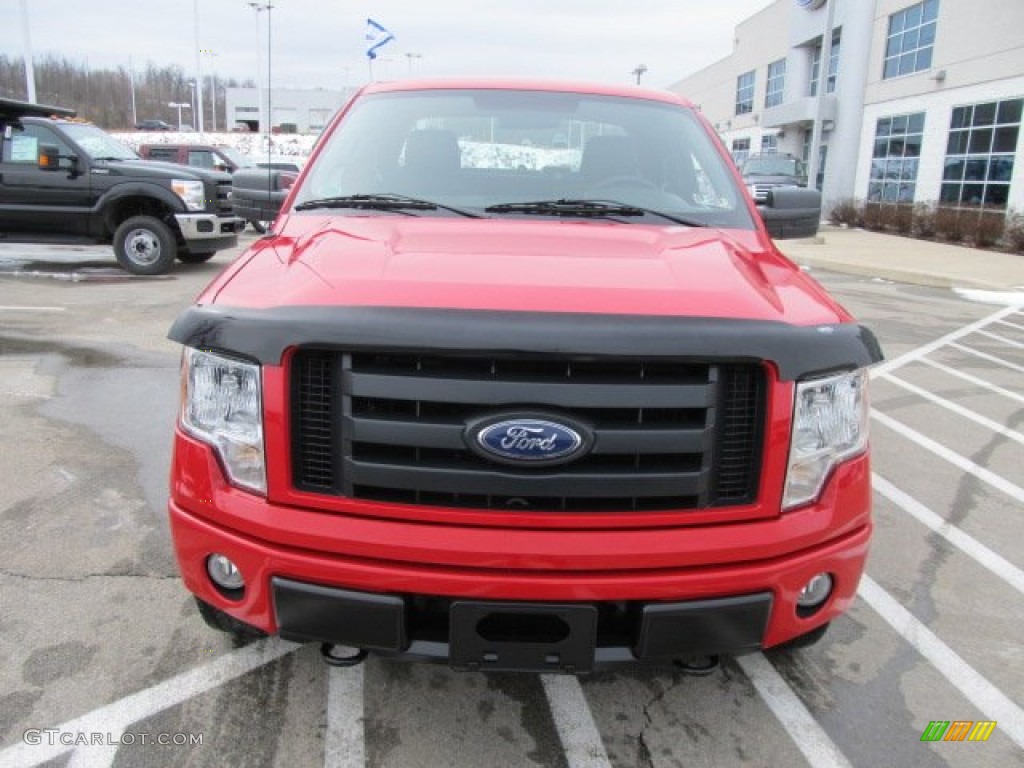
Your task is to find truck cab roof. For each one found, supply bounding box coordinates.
[0,96,76,128]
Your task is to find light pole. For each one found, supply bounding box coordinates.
[248,3,273,139]
[188,81,197,130]
[405,52,423,77]
[807,0,836,194]
[632,64,648,85]
[193,0,205,135]
[203,51,220,131]
[168,101,191,130]
[20,0,37,102]
[128,55,137,127]
[208,73,218,132]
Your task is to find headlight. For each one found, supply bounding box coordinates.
[783,368,869,510]
[171,179,206,211]
[181,348,265,494]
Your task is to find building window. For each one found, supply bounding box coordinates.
[732,137,751,166]
[765,59,786,108]
[761,135,778,153]
[868,113,925,202]
[735,71,755,115]
[941,98,1021,208]
[883,0,939,79]
[810,29,841,96]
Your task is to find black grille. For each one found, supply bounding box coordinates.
[215,180,234,215]
[292,350,765,512]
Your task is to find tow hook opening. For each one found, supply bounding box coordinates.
[320,644,368,667]
[672,655,720,676]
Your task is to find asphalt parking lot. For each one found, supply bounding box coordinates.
[0,235,1022,768]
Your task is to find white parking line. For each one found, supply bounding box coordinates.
[916,358,1024,406]
[994,319,1024,333]
[948,342,1024,375]
[858,576,1024,749]
[66,733,121,768]
[872,410,1024,505]
[975,329,1024,350]
[0,639,298,767]
[325,663,365,768]
[736,654,852,768]
[877,374,1024,447]
[541,675,612,768]
[872,306,1019,376]
[873,474,1024,595]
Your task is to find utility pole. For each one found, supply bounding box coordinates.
[19,0,37,102]
[632,64,648,85]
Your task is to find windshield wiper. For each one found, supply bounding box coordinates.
[485,199,705,227]
[294,193,482,218]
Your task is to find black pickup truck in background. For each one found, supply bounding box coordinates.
[229,165,300,233]
[0,97,243,275]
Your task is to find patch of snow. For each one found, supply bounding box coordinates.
[114,131,317,159]
[954,288,1024,306]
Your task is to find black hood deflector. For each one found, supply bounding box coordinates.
[168,305,883,381]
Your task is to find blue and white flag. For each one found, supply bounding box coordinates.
[365,18,395,60]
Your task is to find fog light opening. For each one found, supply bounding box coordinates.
[206,553,245,597]
[796,573,833,617]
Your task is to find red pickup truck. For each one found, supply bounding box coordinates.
[168,79,881,672]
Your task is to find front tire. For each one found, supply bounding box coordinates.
[777,622,830,651]
[113,215,177,275]
[195,598,266,645]
[177,251,216,264]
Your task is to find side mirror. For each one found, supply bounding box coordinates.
[758,187,821,239]
[37,144,61,171]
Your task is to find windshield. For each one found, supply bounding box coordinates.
[294,89,753,229]
[60,123,138,160]
[742,154,805,177]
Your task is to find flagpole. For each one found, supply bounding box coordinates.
[368,58,374,83]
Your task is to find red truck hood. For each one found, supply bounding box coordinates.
[209,215,847,325]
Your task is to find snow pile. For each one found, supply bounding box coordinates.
[460,141,579,171]
[113,131,317,159]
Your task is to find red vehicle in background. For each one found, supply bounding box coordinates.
[167,79,881,673]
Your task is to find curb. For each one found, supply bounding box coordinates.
[787,253,1010,291]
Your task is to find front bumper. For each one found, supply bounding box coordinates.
[169,429,872,669]
[174,212,244,243]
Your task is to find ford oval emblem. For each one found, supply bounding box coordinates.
[466,414,592,466]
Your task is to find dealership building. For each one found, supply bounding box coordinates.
[225,87,353,134]
[669,0,1024,213]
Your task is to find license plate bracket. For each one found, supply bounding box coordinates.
[449,601,597,673]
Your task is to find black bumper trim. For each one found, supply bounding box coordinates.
[271,578,773,670]
[272,577,407,651]
[634,592,772,658]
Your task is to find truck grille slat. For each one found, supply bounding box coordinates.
[215,180,234,215]
[292,350,765,512]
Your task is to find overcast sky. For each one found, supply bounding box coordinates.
[3,1,773,92]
